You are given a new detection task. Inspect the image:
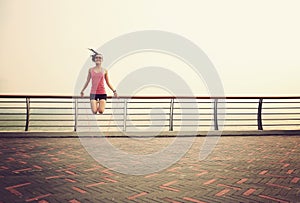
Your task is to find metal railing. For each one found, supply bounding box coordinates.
[0,95,300,132]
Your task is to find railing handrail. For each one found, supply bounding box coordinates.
[1,95,300,99]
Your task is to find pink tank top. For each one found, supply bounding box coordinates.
[90,68,106,94]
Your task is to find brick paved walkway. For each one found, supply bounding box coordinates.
[0,135,299,202]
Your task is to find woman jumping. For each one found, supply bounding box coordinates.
[80,50,118,114]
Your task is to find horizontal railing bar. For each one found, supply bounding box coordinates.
[5,106,298,110]
[116,118,170,120]
[0,113,26,115]
[77,109,124,111]
[77,119,124,122]
[175,113,257,115]
[208,124,258,126]
[14,124,299,128]
[76,125,119,128]
[174,118,256,121]
[127,113,171,115]
[77,125,141,127]
[175,107,258,110]
[169,125,212,127]
[31,118,119,121]
[0,119,26,121]
[65,124,292,128]
[174,102,215,104]
[1,100,299,103]
[3,112,298,116]
[30,119,75,122]
[120,121,169,123]
[263,113,300,115]
[126,102,171,104]
[25,119,298,122]
[220,102,259,103]
[2,95,300,99]
[179,102,257,104]
[172,125,216,127]
[173,118,252,121]
[29,101,73,103]
[0,126,26,128]
[121,125,169,127]
[125,107,171,110]
[174,107,212,110]
[262,107,300,109]
[0,107,26,109]
[263,101,300,103]
[0,101,25,103]
[214,107,258,109]
[76,125,169,128]
[205,101,298,104]
[263,118,300,121]
[263,124,300,126]
[30,113,74,116]
[28,126,75,127]
[77,113,124,116]
[29,107,74,110]
[1,118,297,122]
[77,107,123,109]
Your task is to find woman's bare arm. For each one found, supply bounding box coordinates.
[104,69,118,97]
[81,69,91,97]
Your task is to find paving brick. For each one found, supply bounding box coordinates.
[0,135,300,202]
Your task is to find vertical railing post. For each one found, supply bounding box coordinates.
[213,98,219,130]
[257,98,263,130]
[123,99,127,132]
[25,97,30,131]
[74,98,78,132]
[169,98,174,131]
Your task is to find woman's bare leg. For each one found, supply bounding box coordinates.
[90,100,98,114]
[98,99,106,114]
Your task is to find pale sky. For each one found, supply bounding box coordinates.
[0,0,299,96]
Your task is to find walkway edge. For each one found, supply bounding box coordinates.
[0,130,300,138]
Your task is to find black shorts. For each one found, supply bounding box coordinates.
[90,94,107,101]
